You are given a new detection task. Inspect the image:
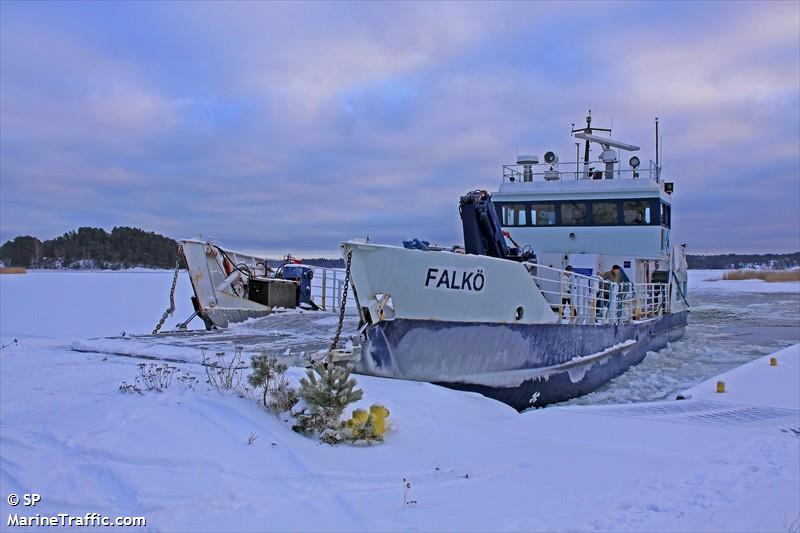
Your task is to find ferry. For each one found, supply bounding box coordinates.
[342,112,689,410]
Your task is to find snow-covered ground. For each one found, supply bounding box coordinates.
[690,269,800,294]
[0,270,798,531]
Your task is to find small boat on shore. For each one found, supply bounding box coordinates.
[343,112,689,410]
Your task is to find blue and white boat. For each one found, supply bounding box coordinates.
[343,113,689,410]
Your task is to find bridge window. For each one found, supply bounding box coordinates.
[661,203,671,228]
[623,201,651,224]
[592,202,619,225]
[531,203,556,225]
[560,202,586,225]
[502,204,527,226]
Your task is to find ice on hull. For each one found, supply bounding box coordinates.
[357,310,689,410]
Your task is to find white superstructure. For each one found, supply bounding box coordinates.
[492,111,684,305]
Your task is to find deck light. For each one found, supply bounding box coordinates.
[629,156,640,169]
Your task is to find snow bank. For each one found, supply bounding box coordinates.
[1,338,797,531]
[684,343,799,410]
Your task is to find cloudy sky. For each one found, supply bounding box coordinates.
[1,1,798,256]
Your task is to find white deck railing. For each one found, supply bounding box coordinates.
[525,263,670,325]
[308,266,356,311]
[503,159,660,183]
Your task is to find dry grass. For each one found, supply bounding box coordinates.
[0,267,26,274]
[723,270,800,282]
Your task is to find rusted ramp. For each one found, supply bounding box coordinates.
[72,310,359,367]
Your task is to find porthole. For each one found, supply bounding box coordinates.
[515,306,524,321]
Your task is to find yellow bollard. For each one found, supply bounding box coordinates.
[770,357,778,366]
[352,408,368,424]
[369,404,390,436]
[716,381,725,393]
[346,408,368,429]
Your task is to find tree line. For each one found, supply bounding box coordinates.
[0,227,180,269]
[0,227,346,270]
[2,227,797,270]
[686,252,799,270]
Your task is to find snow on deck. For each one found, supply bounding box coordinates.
[71,310,360,366]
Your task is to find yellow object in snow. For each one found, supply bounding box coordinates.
[370,404,390,436]
[716,380,726,393]
[770,357,778,366]
[347,408,368,429]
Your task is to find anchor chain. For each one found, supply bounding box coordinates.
[327,248,353,356]
[152,245,183,335]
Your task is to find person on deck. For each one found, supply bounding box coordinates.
[598,266,622,312]
[561,265,574,319]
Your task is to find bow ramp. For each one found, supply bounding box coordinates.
[71,310,360,367]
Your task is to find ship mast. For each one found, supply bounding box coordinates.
[571,110,611,177]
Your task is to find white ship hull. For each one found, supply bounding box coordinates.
[344,241,688,410]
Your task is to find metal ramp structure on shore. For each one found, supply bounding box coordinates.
[72,310,360,368]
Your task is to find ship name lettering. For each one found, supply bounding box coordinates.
[424,268,484,292]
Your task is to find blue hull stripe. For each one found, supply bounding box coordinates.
[361,311,689,410]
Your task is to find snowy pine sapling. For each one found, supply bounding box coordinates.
[248,354,297,414]
[293,361,362,444]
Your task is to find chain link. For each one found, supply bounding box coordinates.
[327,248,353,356]
[152,245,183,335]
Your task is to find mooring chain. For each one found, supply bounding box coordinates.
[152,245,183,335]
[328,248,353,354]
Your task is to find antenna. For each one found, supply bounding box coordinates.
[571,109,612,175]
[655,117,659,170]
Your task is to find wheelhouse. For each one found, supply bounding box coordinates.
[491,112,678,284]
[495,198,671,228]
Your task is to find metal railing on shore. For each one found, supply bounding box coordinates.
[525,263,670,325]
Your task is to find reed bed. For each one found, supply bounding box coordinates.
[722,270,800,282]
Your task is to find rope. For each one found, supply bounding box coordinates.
[152,245,183,334]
